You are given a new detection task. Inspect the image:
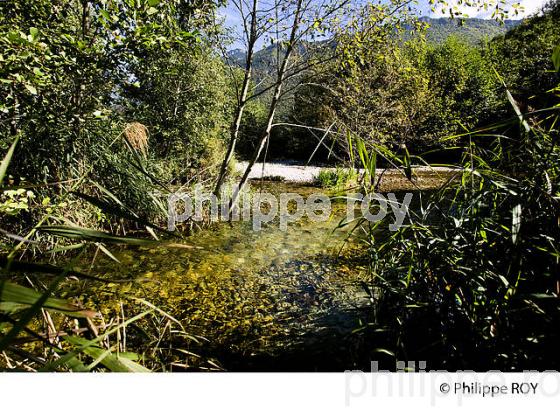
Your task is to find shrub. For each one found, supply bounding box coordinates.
[354,84,560,370]
[315,168,354,188]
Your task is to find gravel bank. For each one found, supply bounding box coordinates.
[235,161,461,184]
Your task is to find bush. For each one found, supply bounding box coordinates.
[355,86,560,370]
[314,168,354,188]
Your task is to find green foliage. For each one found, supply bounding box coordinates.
[64,335,150,372]
[0,0,225,232]
[424,36,500,136]
[276,3,556,162]
[553,45,560,72]
[314,168,354,188]
[351,45,560,370]
[0,0,554,374]
[0,281,95,318]
[364,115,559,369]
[489,0,560,112]
[0,189,34,216]
[0,0,224,373]
[322,34,499,156]
[236,96,269,158]
[123,43,234,180]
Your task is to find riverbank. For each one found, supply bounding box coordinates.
[236,161,461,184]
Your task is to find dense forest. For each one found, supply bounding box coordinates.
[1,0,559,372]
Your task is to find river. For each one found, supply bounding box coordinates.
[77,181,374,371]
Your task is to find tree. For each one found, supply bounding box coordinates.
[123,43,233,180]
[291,1,515,159]
[215,0,523,195]
[213,0,264,195]
[425,36,499,137]
[0,0,221,226]
[489,0,560,114]
[223,0,353,210]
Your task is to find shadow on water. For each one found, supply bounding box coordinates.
[206,255,376,372]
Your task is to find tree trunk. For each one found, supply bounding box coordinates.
[228,0,304,213]
[214,0,259,196]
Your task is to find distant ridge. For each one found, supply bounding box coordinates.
[227,17,521,67]
[420,17,521,44]
[226,17,521,87]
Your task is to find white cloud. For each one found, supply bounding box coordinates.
[520,0,550,16]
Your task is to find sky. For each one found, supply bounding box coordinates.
[219,0,549,49]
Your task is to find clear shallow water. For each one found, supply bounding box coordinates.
[78,182,372,370]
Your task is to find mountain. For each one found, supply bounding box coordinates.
[227,17,521,70]
[226,48,246,66]
[421,17,521,44]
[225,40,326,91]
[226,41,317,73]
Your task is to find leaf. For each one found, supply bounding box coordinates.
[0,257,135,284]
[99,10,111,21]
[71,189,167,235]
[0,134,20,187]
[553,45,560,72]
[24,84,37,95]
[147,7,158,15]
[96,243,121,263]
[29,27,39,41]
[37,225,158,246]
[145,226,159,241]
[40,309,153,371]
[65,336,149,372]
[147,0,160,5]
[0,281,96,318]
[0,274,62,352]
[512,204,522,245]
[64,356,90,372]
[372,348,395,357]
[403,146,412,180]
[528,293,559,300]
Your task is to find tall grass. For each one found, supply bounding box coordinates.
[349,76,560,370]
[0,126,203,371]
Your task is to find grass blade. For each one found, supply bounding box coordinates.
[0,134,20,187]
[0,281,96,318]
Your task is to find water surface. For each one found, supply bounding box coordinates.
[80,182,372,370]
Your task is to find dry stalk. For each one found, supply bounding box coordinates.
[124,122,149,158]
